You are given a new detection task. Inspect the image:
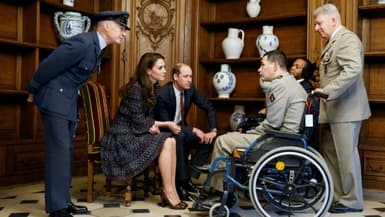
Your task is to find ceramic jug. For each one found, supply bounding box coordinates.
[256,25,279,57]
[212,64,236,98]
[54,11,91,41]
[230,105,246,131]
[222,28,245,59]
[246,0,261,18]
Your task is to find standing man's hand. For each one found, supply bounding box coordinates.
[27,94,34,103]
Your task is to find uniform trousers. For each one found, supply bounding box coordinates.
[41,113,77,213]
[210,132,261,191]
[320,122,363,209]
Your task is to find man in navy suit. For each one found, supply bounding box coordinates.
[155,63,217,200]
[26,11,129,217]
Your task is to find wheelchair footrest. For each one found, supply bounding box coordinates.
[188,206,209,212]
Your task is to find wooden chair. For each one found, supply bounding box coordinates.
[80,80,130,205]
[80,80,160,206]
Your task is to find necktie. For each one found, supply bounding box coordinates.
[180,91,184,125]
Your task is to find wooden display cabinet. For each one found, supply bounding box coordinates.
[190,0,385,191]
[193,0,309,133]
[357,0,385,190]
[0,0,120,185]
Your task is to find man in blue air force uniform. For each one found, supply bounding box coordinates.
[26,11,129,217]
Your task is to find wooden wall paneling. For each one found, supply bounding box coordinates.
[0,146,5,176]
[22,1,39,43]
[0,2,18,40]
[307,0,325,62]
[38,5,59,47]
[0,102,20,139]
[357,0,385,190]
[0,0,119,185]
[0,48,18,90]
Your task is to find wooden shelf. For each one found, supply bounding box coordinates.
[200,54,306,66]
[0,38,38,49]
[364,51,385,58]
[359,4,385,17]
[40,0,96,17]
[0,90,29,95]
[0,38,58,51]
[208,97,265,103]
[368,98,385,104]
[200,12,307,30]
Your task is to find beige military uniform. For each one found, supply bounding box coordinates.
[319,26,371,209]
[210,72,306,190]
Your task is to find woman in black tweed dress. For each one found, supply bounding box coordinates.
[101,52,187,209]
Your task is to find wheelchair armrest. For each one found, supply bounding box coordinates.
[264,129,304,140]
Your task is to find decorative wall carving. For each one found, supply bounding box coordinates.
[137,0,175,50]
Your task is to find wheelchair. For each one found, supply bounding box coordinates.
[191,92,333,217]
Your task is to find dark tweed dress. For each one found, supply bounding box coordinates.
[100,82,171,180]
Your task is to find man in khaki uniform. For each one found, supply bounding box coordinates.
[313,3,371,213]
[210,50,307,190]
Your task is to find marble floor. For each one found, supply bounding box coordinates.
[1,174,385,217]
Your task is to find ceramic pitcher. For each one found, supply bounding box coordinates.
[222,28,245,59]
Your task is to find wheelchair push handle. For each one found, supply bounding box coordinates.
[311,90,329,99]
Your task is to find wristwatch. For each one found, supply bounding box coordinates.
[211,128,218,133]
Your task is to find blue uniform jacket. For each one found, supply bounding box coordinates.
[27,32,101,121]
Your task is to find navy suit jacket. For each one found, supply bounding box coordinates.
[155,82,217,131]
[27,32,101,121]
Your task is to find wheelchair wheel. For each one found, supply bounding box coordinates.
[209,203,230,217]
[249,146,333,217]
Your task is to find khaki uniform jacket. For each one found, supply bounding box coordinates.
[319,26,371,123]
[248,72,307,134]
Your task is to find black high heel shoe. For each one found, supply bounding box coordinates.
[158,191,188,210]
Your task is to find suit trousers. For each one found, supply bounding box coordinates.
[320,122,363,209]
[41,113,77,213]
[175,127,213,182]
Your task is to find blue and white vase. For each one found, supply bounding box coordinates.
[213,64,236,98]
[256,25,279,57]
[230,105,246,131]
[54,11,91,42]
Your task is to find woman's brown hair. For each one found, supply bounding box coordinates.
[119,52,165,106]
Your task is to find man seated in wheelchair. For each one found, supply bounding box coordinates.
[208,49,307,193]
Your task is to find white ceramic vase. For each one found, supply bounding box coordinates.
[222,28,245,59]
[230,105,246,131]
[54,11,91,42]
[246,0,261,18]
[256,25,279,57]
[213,64,236,98]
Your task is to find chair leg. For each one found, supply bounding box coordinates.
[124,178,132,207]
[154,165,162,194]
[87,160,94,203]
[143,167,150,197]
[105,177,112,197]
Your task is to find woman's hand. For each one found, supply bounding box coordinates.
[149,124,160,134]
